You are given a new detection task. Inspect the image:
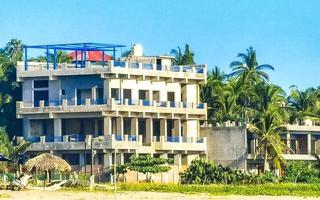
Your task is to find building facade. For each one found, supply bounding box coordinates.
[202,120,320,173]
[16,43,207,182]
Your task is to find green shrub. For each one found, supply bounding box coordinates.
[284,161,320,183]
[179,159,277,185]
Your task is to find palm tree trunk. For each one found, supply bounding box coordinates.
[264,146,269,172]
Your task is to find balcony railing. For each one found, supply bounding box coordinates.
[19,98,206,110]
[23,134,205,145]
[18,60,206,75]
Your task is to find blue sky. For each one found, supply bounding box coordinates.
[0,0,319,92]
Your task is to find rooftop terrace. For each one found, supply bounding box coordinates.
[18,42,207,83]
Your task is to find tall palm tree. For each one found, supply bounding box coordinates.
[3,39,23,62]
[229,47,274,85]
[228,47,274,122]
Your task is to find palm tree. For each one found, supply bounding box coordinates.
[248,110,287,171]
[229,47,274,85]
[0,54,21,137]
[3,39,23,62]
[248,84,289,172]
[287,85,317,124]
[228,47,274,122]
[29,50,72,63]
[0,128,30,173]
[171,44,195,65]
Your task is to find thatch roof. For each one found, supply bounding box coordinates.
[24,153,71,172]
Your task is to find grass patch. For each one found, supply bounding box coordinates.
[61,183,320,197]
[116,183,320,197]
[0,194,11,199]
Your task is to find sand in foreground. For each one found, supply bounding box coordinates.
[1,190,320,200]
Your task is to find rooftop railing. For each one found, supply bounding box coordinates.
[19,60,206,75]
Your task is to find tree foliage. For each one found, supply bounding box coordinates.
[128,155,173,181]
[171,44,195,65]
[0,128,30,172]
[179,159,277,185]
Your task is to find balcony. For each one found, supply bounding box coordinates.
[20,134,207,153]
[16,60,206,84]
[17,98,207,119]
[153,136,207,152]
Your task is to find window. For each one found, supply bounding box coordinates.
[111,88,119,100]
[167,92,175,101]
[61,89,66,95]
[62,154,79,165]
[139,90,147,100]
[34,80,48,88]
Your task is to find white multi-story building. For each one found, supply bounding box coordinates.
[16,43,207,182]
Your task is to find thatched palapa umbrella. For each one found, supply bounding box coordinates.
[25,153,71,183]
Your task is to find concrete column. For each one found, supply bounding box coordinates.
[103,79,111,101]
[146,118,153,145]
[104,117,112,135]
[160,154,168,183]
[23,118,30,138]
[308,133,312,155]
[103,152,112,169]
[148,90,152,101]
[92,86,97,101]
[183,120,198,137]
[173,119,181,137]
[54,118,62,141]
[116,116,123,135]
[174,154,181,169]
[160,119,167,137]
[131,118,138,136]
[79,153,85,167]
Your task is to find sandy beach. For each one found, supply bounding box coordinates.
[1,190,320,200]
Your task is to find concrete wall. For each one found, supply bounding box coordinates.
[22,79,33,102]
[201,126,247,170]
[60,75,103,101]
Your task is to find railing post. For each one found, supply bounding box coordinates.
[160,136,165,143]
[62,99,68,107]
[63,135,69,142]
[39,100,45,108]
[85,98,91,106]
[166,101,170,108]
[138,135,143,145]
[153,100,157,107]
[40,136,46,144]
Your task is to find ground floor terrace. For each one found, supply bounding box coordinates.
[24,149,199,183]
